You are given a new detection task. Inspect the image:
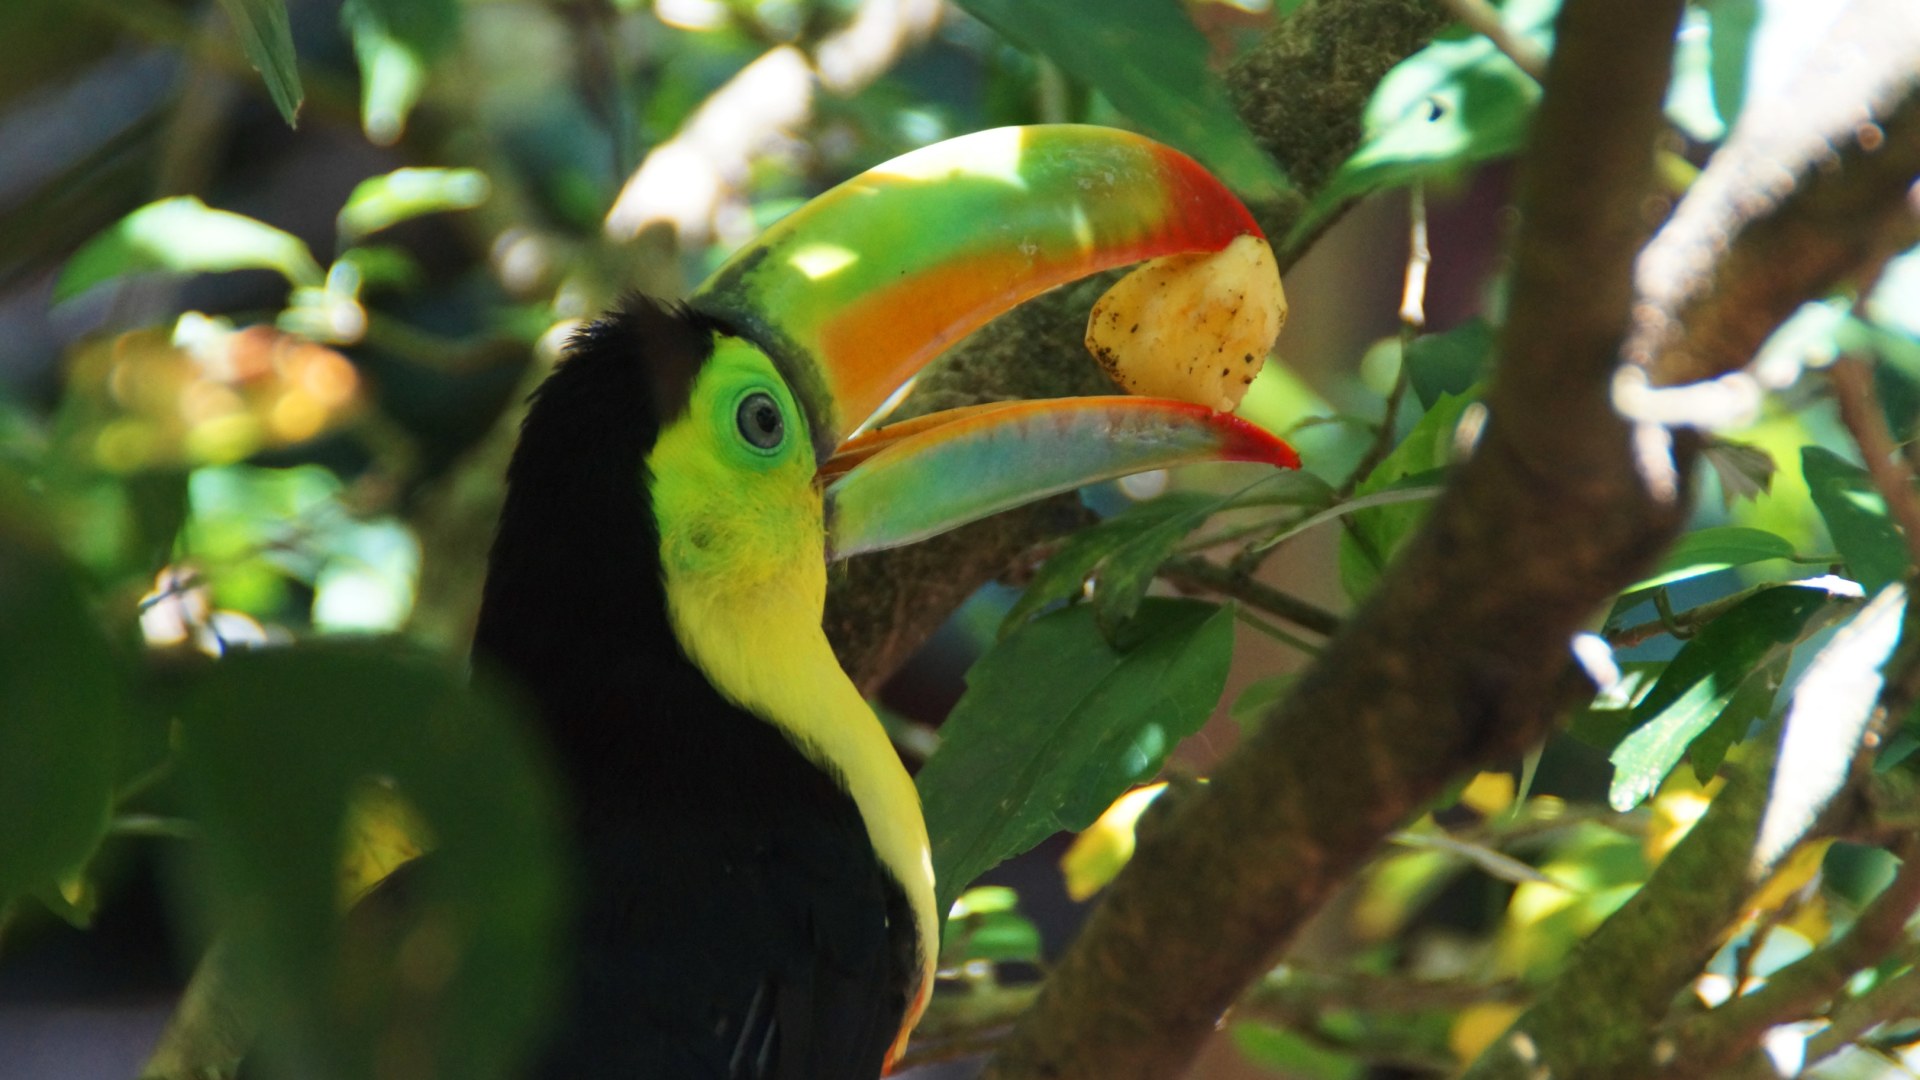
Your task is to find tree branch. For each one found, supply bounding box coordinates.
[824,0,1454,693]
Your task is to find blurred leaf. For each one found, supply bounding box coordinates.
[215,0,303,127]
[1449,1003,1527,1068]
[1702,0,1761,130]
[338,168,490,243]
[1568,661,1664,750]
[177,645,565,1080]
[1702,438,1778,509]
[335,245,426,292]
[0,486,122,914]
[940,888,1042,965]
[1059,782,1168,901]
[1231,1021,1363,1080]
[1755,585,1907,870]
[1625,525,1799,593]
[953,0,1288,199]
[1229,672,1298,733]
[1609,584,1835,811]
[1289,0,1559,245]
[1804,446,1911,596]
[57,199,324,302]
[1339,390,1476,601]
[342,0,460,145]
[1405,318,1495,410]
[1496,821,1647,977]
[921,599,1234,912]
[1689,653,1783,783]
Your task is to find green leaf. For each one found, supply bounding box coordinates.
[1626,525,1800,593]
[338,168,491,243]
[215,0,303,127]
[1288,0,1559,246]
[56,197,324,302]
[1804,446,1911,596]
[1665,7,1726,142]
[1608,584,1836,810]
[1689,653,1783,783]
[1338,390,1476,601]
[1702,0,1761,130]
[1405,318,1495,409]
[1701,438,1777,508]
[952,0,1288,200]
[1229,672,1298,733]
[1567,662,1664,751]
[341,0,460,144]
[941,890,1043,965]
[922,599,1234,912]
[1230,1022,1363,1080]
[0,486,122,914]
[177,645,564,1080]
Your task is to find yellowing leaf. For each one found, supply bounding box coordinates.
[1059,782,1168,901]
[1450,1003,1526,1065]
[1647,773,1724,864]
[1460,771,1516,817]
[339,781,429,906]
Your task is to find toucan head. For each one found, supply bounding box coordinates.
[641,124,1297,616]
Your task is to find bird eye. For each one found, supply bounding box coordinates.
[736,391,785,452]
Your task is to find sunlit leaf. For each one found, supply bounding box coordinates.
[921,599,1234,912]
[1754,585,1907,870]
[215,0,303,127]
[1059,782,1168,901]
[1804,446,1910,596]
[1625,525,1800,593]
[56,198,324,301]
[1608,584,1836,811]
[940,887,1042,965]
[0,480,122,915]
[1288,0,1559,245]
[338,168,490,243]
[1665,7,1726,142]
[177,645,565,1080]
[1568,661,1664,750]
[953,0,1288,199]
[1702,0,1762,129]
[1689,653,1783,783]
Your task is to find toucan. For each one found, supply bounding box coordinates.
[469,125,1298,1079]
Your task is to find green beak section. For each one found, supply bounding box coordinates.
[690,124,1265,458]
[822,396,1299,560]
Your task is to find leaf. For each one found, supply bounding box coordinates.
[1229,672,1298,733]
[1689,654,1784,783]
[177,645,565,1080]
[1405,318,1495,410]
[940,886,1042,965]
[338,168,491,243]
[1804,446,1911,596]
[1665,7,1726,142]
[1702,0,1761,129]
[1626,525,1800,593]
[1608,584,1836,811]
[1059,782,1168,901]
[341,0,461,145]
[1092,472,1333,634]
[921,599,1234,912]
[1288,0,1560,246]
[1701,438,1777,508]
[57,197,324,301]
[952,0,1288,200]
[1231,1022,1363,1080]
[1755,584,1908,871]
[1567,661,1664,751]
[1338,389,1476,601]
[0,487,122,914]
[215,0,303,127]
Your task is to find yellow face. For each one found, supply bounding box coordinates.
[645,337,828,673]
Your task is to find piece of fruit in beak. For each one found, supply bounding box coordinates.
[822,396,1299,561]
[1085,233,1287,413]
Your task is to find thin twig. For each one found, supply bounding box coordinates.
[1441,0,1549,82]
[1159,555,1343,636]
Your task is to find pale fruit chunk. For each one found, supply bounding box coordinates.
[1084,233,1286,413]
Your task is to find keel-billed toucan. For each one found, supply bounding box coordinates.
[472,125,1297,1078]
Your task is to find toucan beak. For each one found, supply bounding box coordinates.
[688,124,1299,561]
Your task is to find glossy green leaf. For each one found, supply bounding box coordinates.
[215,0,303,127]
[1689,653,1783,783]
[177,645,565,1080]
[338,168,491,243]
[56,197,324,301]
[1804,446,1911,596]
[1338,390,1476,601]
[922,599,1235,912]
[0,487,122,914]
[1609,584,1836,810]
[1626,525,1800,593]
[341,0,460,145]
[1288,0,1560,245]
[952,0,1288,200]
